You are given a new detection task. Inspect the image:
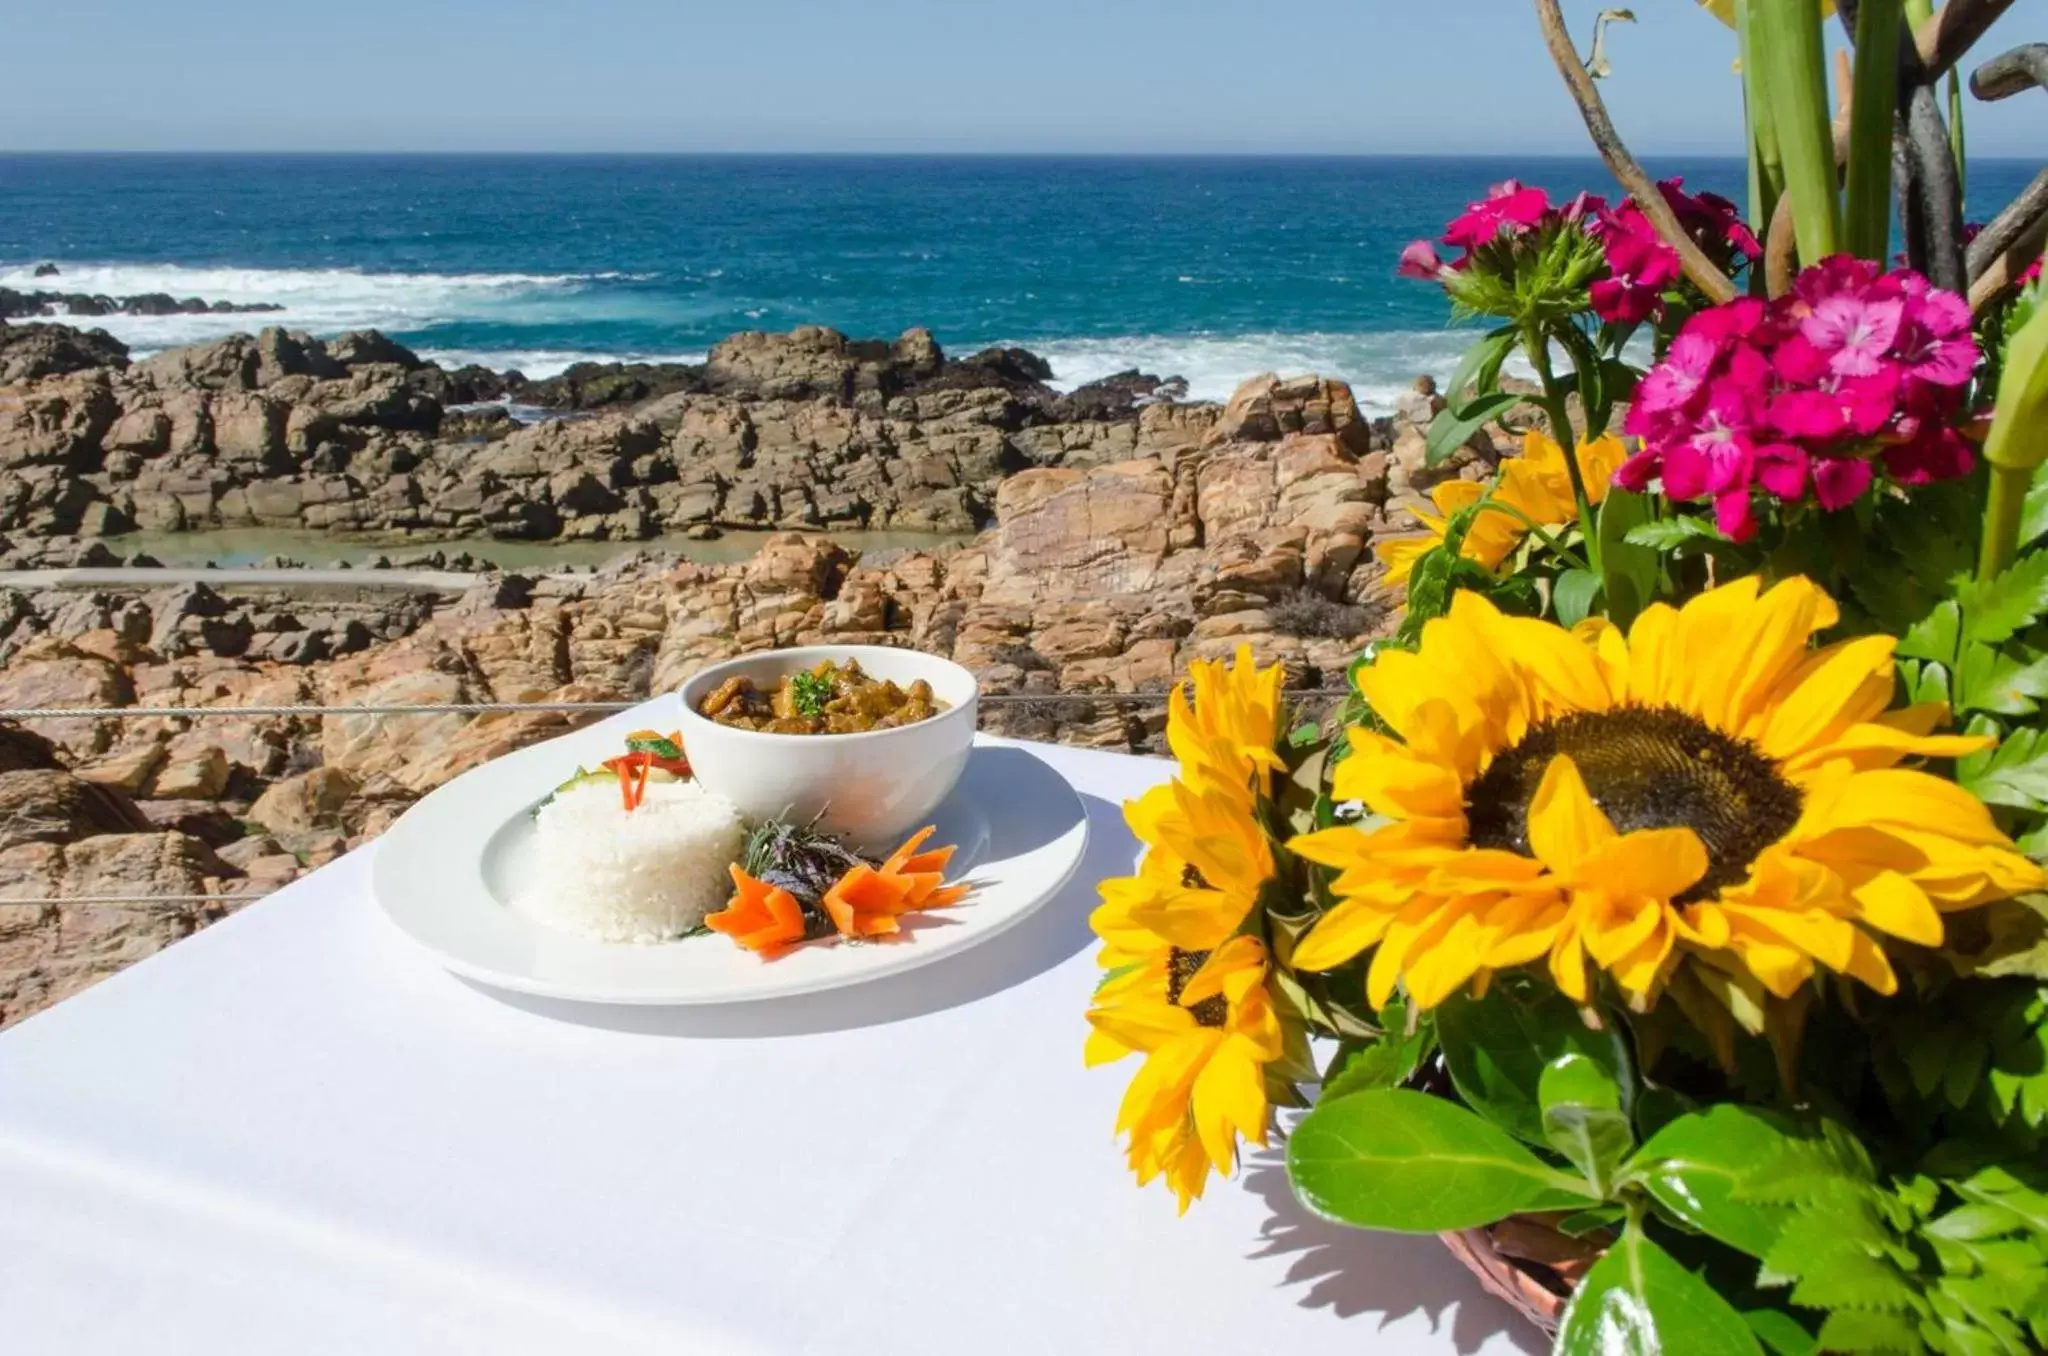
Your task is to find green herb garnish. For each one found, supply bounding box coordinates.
[626,733,685,761]
[789,670,835,718]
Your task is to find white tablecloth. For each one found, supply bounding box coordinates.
[0,723,1538,1356]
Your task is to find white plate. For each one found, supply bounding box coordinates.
[372,712,1090,1005]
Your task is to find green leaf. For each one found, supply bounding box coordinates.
[2019,463,2048,549]
[1320,1000,1437,1100]
[1541,1053,1634,1199]
[1743,1307,1821,1356]
[1955,642,2048,717]
[1899,658,1954,708]
[1596,489,1659,627]
[1443,325,1518,406]
[1554,567,1603,627]
[1556,1221,1765,1356]
[1958,551,2048,648]
[1897,599,1963,665]
[1958,726,2048,811]
[1625,516,1727,551]
[1286,1088,1595,1233]
[1811,1309,1926,1353]
[1424,391,1520,467]
[1437,982,1632,1147]
[1626,1105,1804,1260]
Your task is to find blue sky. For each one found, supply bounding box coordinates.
[4,0,2041,155]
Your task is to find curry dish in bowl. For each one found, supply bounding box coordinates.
[694,657,948,735]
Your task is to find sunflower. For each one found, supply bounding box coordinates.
[1086,935,1296,1212]
[1084,757,1280,1071]
[1288,576,2045,1014]
[1086,644,1302,1208]
[1166,643,1288,800]
[1379,431,1630,591]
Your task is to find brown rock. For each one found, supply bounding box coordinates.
[0,768,150,851]
[247,767,360,836]
[147,742,230,800]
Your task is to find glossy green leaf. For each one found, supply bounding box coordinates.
[1625,1105,1802,1260]
[1287,1088,1595,1233]
[1595,488,1658,627]
[1541,1054,1634,1199]
[1320,999,1437,1100]
[1556,1222,1765,1356]
[1436,983,1632,1146]
[1554,567,1603,627]
[1425,391,1520,466]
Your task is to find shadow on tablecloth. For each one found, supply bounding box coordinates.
[458,757,1126,1038]
[1241,1146,1547,1355]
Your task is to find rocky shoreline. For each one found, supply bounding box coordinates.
[0,316,1511,1025]
[0,318,1221,551]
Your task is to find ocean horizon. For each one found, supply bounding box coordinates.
[5,152,2040,412]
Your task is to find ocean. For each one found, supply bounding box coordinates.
[2,154,2038,414]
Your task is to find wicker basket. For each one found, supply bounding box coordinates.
[1439,1214,1604,1337]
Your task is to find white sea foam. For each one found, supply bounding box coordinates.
[1015,331,1541,414]
[418,348,710,379]
[0,259,605,351]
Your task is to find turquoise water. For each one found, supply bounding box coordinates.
[2,154,2037,410]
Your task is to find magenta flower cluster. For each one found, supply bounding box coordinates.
[1399,178,1760,327]
[1617,257,1980,540]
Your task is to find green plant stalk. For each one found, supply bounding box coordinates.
[1844,0,1902,262]
[1948,68,1966,203]
[1980,466,2029,580]
[1752,0,1841,263]
[1738,0,1784,254]
[1523,329,1601,575]
[1979,269,2048,579]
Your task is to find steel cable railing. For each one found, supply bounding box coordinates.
[0,687,1353,907]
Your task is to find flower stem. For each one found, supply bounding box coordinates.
[1475,501,1592,572]
[1980,464,2030,581]
[1738,0,1784,259]
[1752,0,1841,263]
[1524,331,1602,575]
[1844,0,1903,262]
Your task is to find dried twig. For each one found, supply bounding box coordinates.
[1969,210,2048,313]
[1765,192,1801,296]
[1969,42,2048,101]
[1968,168,2048,281]
[1905,82,1968,293]
[1913,0,2016,81]
[1531,0,1739,303]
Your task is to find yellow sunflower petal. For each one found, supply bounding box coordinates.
[1579,827,1709,902]
[1851,870,1944,946]
[1376,535,1433,590]
[1292,896,1400,972]
[1757,635,1897,760]
[1526,755,1615,872]
[1330,732,1465,821]
[1191,1043,1268,1172]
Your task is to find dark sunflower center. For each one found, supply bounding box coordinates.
[1464,704,1801,904]
[1166,947,1228,1028]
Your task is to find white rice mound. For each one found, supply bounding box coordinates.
[517,778,748,943]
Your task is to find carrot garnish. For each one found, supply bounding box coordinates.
[705,865,809,955]
[820,825,970,938]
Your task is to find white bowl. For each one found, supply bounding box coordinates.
[676,645,980,849]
